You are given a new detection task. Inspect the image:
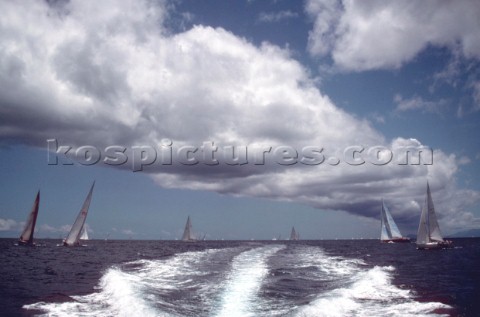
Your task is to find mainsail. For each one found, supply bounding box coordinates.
[380,200,403,241]
[63,182,95,246]
[416,183,445,246]
[19,191,40,245]
[181,216,194,241]
[290,226,299,240]
[80,226,89,240]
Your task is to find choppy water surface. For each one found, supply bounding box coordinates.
[1,238,479,316]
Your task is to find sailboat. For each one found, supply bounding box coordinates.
[181,216,196,242]
[18,191,40,246]
[416,183,453,250]
[380,200,410,243]
[290,226,299,240]
[63,182,95,247]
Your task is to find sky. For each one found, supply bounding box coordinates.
[1,0,480,240]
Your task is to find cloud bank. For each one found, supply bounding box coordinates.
[306,0,480,115]
[0,218,21,231]
[0,0,478,232]
[306,0,480,71]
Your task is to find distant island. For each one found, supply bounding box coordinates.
[448,228,480,238]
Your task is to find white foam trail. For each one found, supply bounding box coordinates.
[24,268,162,317]
[295,265,451,317]
[215,245,284,317]
[135,249,220,290]
[294,246,366,278]
[24,249,224,317]
[22,245,454,317]
[131,249,227,314]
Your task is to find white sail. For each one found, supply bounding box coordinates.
[181,216,194,241]
[417,183,444,245]
[19,191,40,245]
[63,182,95,246]
[380,200,403,240]
[290,227,299,240]
[426,184,443,242]
[80,226,89,240]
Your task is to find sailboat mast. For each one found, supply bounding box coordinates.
[426,183,444,242]
[381,200,391,239]
[417,192,429,244]
[19,191,40,244]
[182,216,192,241]
[28,193,39,244]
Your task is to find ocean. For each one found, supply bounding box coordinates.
[0,238,479,316]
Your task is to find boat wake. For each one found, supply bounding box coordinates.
[296,265,449,317]
[24,244,451,317]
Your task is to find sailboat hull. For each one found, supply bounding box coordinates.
[416,240,453,250]
[18,240,36,246]
[62,241,79,247]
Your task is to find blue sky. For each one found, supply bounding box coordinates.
[1,0,479,240]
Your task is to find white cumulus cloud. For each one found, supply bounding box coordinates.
[306,0,480,71]
[0,0,478,232]
[0,218,20,231]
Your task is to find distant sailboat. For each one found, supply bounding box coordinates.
[416,183,453,250]
[18,191,40,246]
[181,216,196,242]
[63,182,95,247]
[290,226,299,240]
[380,200,410,243]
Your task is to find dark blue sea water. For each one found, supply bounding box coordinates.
[0,238,479,316]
